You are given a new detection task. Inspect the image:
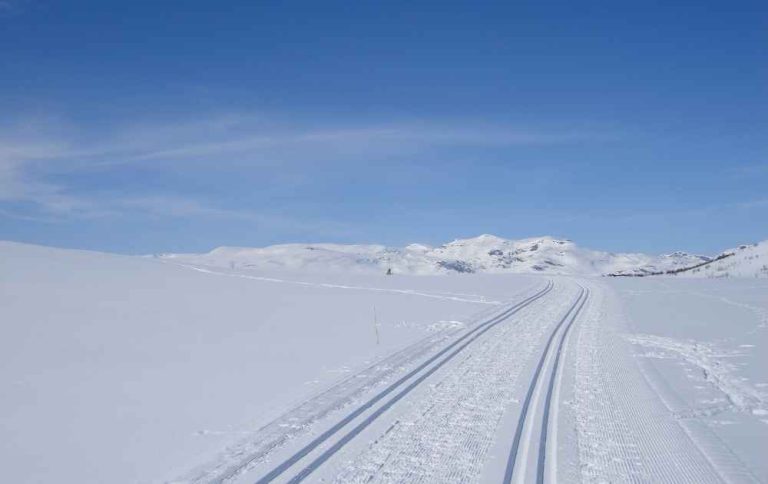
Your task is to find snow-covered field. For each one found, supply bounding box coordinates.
[614,277,768,480]
[1,241,766,483]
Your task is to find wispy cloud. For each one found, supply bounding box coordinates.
[727,162,768,178]
[81,118,594,168]
[113,196,257,220]
[109,195,355,239]
[735,199,768,209]
[0,112,601,222]
[0,0,30,16]
[0,136,96,215]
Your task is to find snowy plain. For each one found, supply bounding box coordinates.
[1,240,766,483]
[0,242,533,483]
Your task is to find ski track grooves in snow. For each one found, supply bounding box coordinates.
[250,280,555,484]
[175,283,541,484]
[504,285,589,484]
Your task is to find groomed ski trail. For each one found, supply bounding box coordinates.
[328,282,582,484]
[173,278,758,484]
[567,282,753,483]
[256,280,555,483]
[174,280,553,484]
[503,285,589,484]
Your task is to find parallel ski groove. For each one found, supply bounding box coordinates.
[331,282,573,483]
[251,280,554,483]
[536,287,589,483]
[504,285,589,484]
[184,293,512,483]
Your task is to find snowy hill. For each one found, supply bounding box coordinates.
[682,240,768,278]
[159,234,713,276]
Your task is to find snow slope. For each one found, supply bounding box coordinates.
[0,241,534,484]
[160,234,711,277]
[682,240,768,278]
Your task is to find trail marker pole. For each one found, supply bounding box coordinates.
[373,305,380,345]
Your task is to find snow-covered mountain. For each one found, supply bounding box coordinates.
[159,234,715,276]
[681,240,768,278]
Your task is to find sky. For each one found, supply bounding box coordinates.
[0,1,766,255]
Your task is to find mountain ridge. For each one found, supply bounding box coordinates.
[159,234,757,277]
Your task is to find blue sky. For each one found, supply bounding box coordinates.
[1,1,766,254]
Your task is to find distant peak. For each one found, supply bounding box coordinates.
[405,243,431,252]
[448,234,508,245]
[665,251,690,257]
[513,236,572,247]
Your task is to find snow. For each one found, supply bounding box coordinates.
[159,234,722,277]
[2,239,766,483]
[610,277,768,480]
[0,241,533,484]
[681,240,768,278]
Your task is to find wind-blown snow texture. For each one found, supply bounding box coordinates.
[160,234,755,277]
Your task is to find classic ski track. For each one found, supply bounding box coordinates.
[216,280,554,484]
[267,281,555,483]
[539,287,589,484]
[503,285,589,484]
[329,282,578,484]
[174,277,763,484]
[175,282,545,484]
[179,308,486,484]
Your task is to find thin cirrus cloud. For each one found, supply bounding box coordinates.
[0,139,97,216]
[88,117,595,167]
[0,113,599,220]
[736,199,768,210]
[728,162,768,178]
[113,195,356,239]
